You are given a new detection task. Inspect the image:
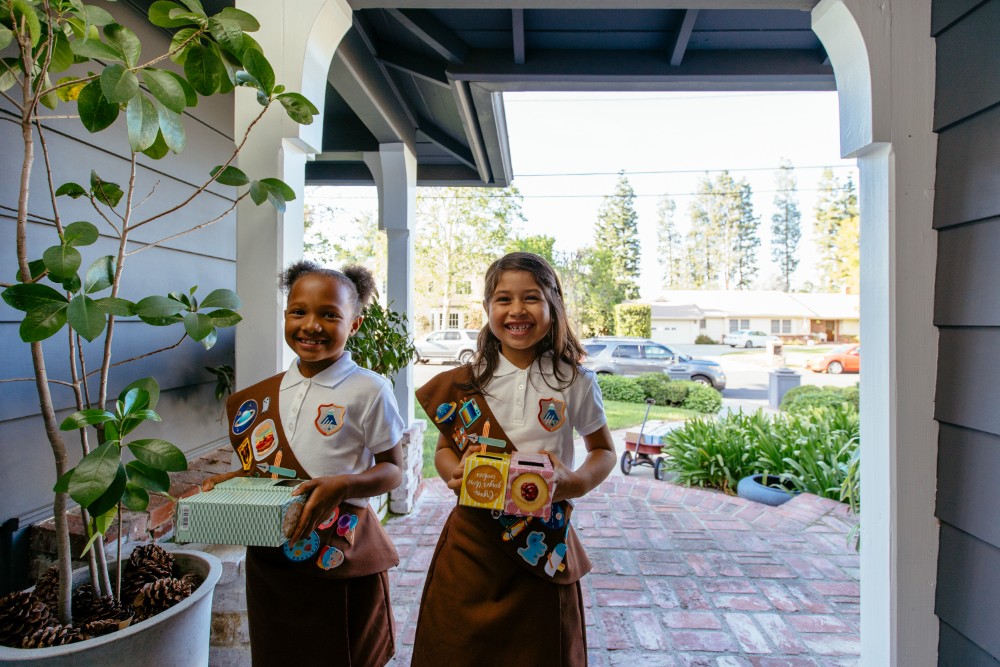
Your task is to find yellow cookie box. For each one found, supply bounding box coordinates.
[459,452,510,511]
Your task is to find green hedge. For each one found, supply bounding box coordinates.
[597,373,721,414]
[694,334,717,345]
[661,406,860,505]
[781,384,859,414]
[614,304,651,337]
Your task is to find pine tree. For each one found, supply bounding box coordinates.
[770,159,801,291]
[733,181,760,290]
[813,170,859,291]
[593,172,642,300]
[686,171,758,289]
[655,195,684,289]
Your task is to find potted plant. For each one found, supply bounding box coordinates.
[0,0,317,654]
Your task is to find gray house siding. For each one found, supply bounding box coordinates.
[0,3,237,587]
[933,0,1000,663]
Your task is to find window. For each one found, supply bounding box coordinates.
[465,331,479,339]
[771,320,792,334]
[771,320,780,334]
[444,331,460,341]
[741,319,750,329]
[584,344,606,356]
[448,313,460,329]
[729,320,739,333]
[643,345,674,360]
[612,344,641,359]
[428,332,443,341]
[456,280,472,295]
[699,319,707,329]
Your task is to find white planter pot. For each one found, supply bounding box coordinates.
[0,550,221,666]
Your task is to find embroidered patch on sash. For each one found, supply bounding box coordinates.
[236,437,252,470]
[517,531,548,566]
[251,419,278,461]
[317,545,344,570]
[262,396,271,414]
[284,531,320,562]
[538,398,567,432]
[232,399,257,435]
[435,401,457,424]
[315,403,346,436]
[459,398,482,428]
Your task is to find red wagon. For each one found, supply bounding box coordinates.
[620,398,670,481]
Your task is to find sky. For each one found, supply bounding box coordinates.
[307,90,857,300]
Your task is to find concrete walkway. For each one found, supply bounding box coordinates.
[385,474,860,667]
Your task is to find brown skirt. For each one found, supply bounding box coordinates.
[246,546,395,667]
[411,506,588,667]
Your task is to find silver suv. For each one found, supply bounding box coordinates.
[415,329,480,364]
[580,337,726,391]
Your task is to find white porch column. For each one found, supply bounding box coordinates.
[364,144,418,424]
[233,0,352,386]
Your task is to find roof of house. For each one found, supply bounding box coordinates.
[646,290,860,320]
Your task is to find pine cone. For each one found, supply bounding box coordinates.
[0,591,52,648]
[123,545,174,602]
[74,589,122,625]
[180,572,202,591]
[132,578,192,622]
[32,565,60,611]
[21,624,85,649]
[70,583,97,621]
[78,617,121,638]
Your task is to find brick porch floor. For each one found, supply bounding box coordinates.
[385,476,860,667]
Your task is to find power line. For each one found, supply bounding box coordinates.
[514,164,856,178]
[309,186,856,202]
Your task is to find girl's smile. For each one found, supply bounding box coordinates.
[284,274,362,377]
[486,269,552,368]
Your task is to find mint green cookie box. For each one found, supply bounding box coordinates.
[175,477,302,547]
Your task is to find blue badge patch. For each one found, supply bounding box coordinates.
[314,403,346,436]
[538,398,567,432]
[435,402,457,424]
[518,531,548,566]
[459,398,482,428]
[232,399,257,435]
[284,531,320,562]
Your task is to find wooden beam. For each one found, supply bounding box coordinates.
[451,80,492,183]
[512,9,526,65]
[385,8,468,64]
[376,44,450,87]
[350,1,817,10]
[669,9,698,66]
[351,15,419,127]
[416,116,477,170]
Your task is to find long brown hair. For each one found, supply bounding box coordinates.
[463,252,586,394]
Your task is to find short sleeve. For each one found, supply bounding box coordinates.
[570,369,606,437]
[363,380,405,455]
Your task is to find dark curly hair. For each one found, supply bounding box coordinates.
[463,252,585,394]
[278,260,377,317]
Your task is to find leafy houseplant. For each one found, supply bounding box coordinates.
[0,0,318,641]
[346,299,417,380]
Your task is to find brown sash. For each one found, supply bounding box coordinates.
[226,373,398,578]
[416,366,592,584]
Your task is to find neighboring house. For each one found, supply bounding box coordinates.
[420,276,484,335]
[645,290,860,344]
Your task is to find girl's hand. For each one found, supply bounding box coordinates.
[539,450,581,503]
[200,469,242,491]
[446,445,480,495]
[287,475,350,544]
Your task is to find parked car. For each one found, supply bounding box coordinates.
[723,329,780,348]
[414,329,480,364]
[580,337,726,390]
[805,344,860,374]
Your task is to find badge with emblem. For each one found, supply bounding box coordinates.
[537,398,566,432]
[315,403,346,436]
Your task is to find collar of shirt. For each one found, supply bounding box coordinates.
[493,350,553,377]
[281,351,357,391]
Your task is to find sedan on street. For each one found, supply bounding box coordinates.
[805,344,860,374]
[723,329,780,348]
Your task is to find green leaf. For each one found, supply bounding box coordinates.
[178,0,206,15]
[121,483,149,511]
[135,295,186,318]
[206,308,241,327]
[200,288,240,309]
[182,311,214,341]
[165,70,198,107]
[141,130,170,160]
[148,1,196,28]
[59,273,82,294]
[259,177,295,212]
[60,409,116,431]
[183,44,222,95]
[2,283,67,311]
[64,220,100,247]
[104,23,142,67]
[208,17,243,54]
[49,31,75,74]
[248,180,266,206]
[0,25,12,51]
[210,165,248,186]
[141,68,186,113]
[55,182,88,198]
[68,443,121,509]
[53,469,73,493]
[199,328,218,350]
[276,92,318,125]
[95,297,134,316]
[168,27,200,65]
[240,48,273,95]
[11,0,41,48]
[138,313,184,326]
[83,464,127,517]
[128,439,187,472]
[125,461,170,493]
[90,171,124,208]
[80,506,118,556]
[120,387,150,416]
[126,92,159,152]
[77,80,119,133]
[84,255,115,293]
[0,58,21,93]
[42,244,81,279]
[100,64,139,104]
[70,37,121,63]
[155,102,186,153]
[216,7,259,31]
[55,76,87,102]
[82,4,115,27]
[120,377,160,409]
[67,294,107,341]
[14,259,46,283]
[19,302,69,341]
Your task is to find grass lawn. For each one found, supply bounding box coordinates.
[414,399,702,480]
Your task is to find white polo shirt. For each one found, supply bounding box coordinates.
[481,352,606,468]
[279,351,404,507]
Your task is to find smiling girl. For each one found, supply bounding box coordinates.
[412,252,616,666]
[202,260,403,666]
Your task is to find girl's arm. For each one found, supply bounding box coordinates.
[546,424,616,502]
[434,432,478,494]
[286,442,404,544]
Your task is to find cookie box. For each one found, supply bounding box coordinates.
[174,477,302,547]
[459,452,510,511]
[504,452,556,520]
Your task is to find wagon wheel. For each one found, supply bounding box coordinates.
[620,451,633,475]
[654,457,668,481]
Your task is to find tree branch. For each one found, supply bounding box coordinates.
[84,336,188,379]
[126,194,246,256]
[35,120,65,236]
[0,377,75,388]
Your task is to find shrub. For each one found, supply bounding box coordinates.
[635,372,674,405]
[596,374,645,403]
[681,382,723,414]
[781,384,859,413]
[661,413,760,492]
[694,334,717,344]
[614,304,651,337]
